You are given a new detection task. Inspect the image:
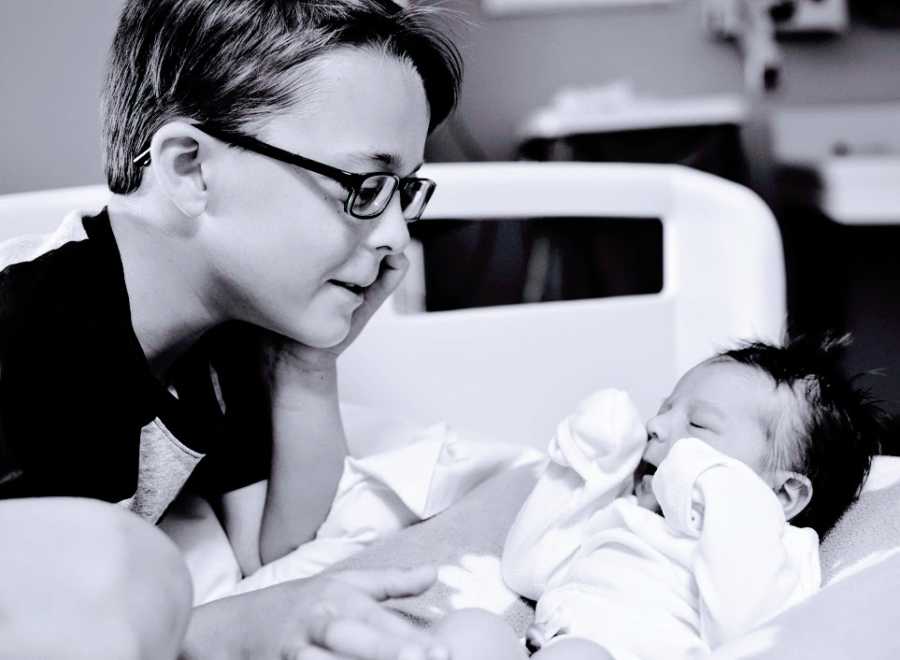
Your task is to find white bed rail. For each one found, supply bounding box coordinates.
[342,163,785,448]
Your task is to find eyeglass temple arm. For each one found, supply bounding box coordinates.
[132,125,363,189]
[195,124,363,187]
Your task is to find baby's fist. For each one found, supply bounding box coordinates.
[549,388,647,473]
[570,389,646,449]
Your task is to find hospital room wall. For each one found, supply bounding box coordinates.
[1,1,900,194]
[0,1,122,195]
[427,0,900,163]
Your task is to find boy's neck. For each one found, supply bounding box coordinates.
[106,196,222,380]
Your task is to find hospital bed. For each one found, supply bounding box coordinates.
[2,163,899,658]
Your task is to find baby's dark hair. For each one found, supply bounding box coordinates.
[713,334,885,538]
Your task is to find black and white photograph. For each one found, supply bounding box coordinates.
[1,0,899,658]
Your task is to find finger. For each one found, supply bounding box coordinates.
[357,601,436,644]
[308,592,445,659]
[335,565,437,601]
[309,616,437,660]
[335,597,441,652]
[382,252,409,273]
[342,253,409,345]
[364,253,410,306]
[285,644,346,660]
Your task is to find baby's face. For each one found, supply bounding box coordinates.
[635,360,775,508]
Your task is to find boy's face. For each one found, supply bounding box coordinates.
[636,360,775,505]
[200,47,427,347]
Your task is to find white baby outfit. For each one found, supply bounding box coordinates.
[502,389,820,660]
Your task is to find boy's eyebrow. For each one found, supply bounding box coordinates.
[347,151,424,177]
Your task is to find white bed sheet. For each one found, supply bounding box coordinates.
[160,404,541,605]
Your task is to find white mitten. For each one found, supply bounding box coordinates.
[549,389,647,483]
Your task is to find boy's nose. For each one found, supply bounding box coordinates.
[366,194,411,255]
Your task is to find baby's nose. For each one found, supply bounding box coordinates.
[645,415,664,442]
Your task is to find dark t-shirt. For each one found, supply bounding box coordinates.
[0,209,269,521]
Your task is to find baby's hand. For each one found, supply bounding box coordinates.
[567,389,646,453]
[548,388,647,482]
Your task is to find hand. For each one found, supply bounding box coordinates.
[568,389,646,454]
[185,565,448,660]
[549,389,647,476]
[268,253,410,377]
[288,565,447,660]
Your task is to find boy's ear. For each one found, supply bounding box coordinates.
[773,470,813,522]
[148,122,211,218]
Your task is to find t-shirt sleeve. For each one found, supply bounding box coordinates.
[177,322,272,497]
[0,404,25,494]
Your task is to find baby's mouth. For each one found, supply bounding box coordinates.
[633,459,660,511]
[633,459,657,482]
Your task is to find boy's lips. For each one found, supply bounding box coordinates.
[329,279,366,295]
[328,269,379,296]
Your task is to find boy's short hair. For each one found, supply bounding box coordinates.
[714,334,886,538]
[102,0,463,194]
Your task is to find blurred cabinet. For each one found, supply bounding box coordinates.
[773,103,900,413]
[418,94,749,312]
[512,94,748,305]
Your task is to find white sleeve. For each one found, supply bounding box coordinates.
[652,438,821,648]
[502,389,647,600]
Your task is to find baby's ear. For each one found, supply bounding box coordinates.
[773,470,813,522]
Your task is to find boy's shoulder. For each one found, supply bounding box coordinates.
[0,209,91,274]
[0,208,169,502]
[0,210,116,336]
[0,207,137,402]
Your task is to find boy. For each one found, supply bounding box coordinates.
[432,335,884,660]
[0,1,461,659]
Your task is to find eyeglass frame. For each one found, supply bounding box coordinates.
[132,122,436,222]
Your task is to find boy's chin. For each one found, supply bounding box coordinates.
[286,316,351,349]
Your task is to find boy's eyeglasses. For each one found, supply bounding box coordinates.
[133,123,436,223]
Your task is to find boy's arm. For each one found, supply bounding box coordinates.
[227,255,408,569]
[502,389,646,600]
[214,343,346,574]
[652,438,820,648]
[257,362,347,566]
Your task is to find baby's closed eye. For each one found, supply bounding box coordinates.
[689,417,720,433]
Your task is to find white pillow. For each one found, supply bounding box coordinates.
[820,455,900,585]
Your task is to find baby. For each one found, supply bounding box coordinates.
[431,335,885,660]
